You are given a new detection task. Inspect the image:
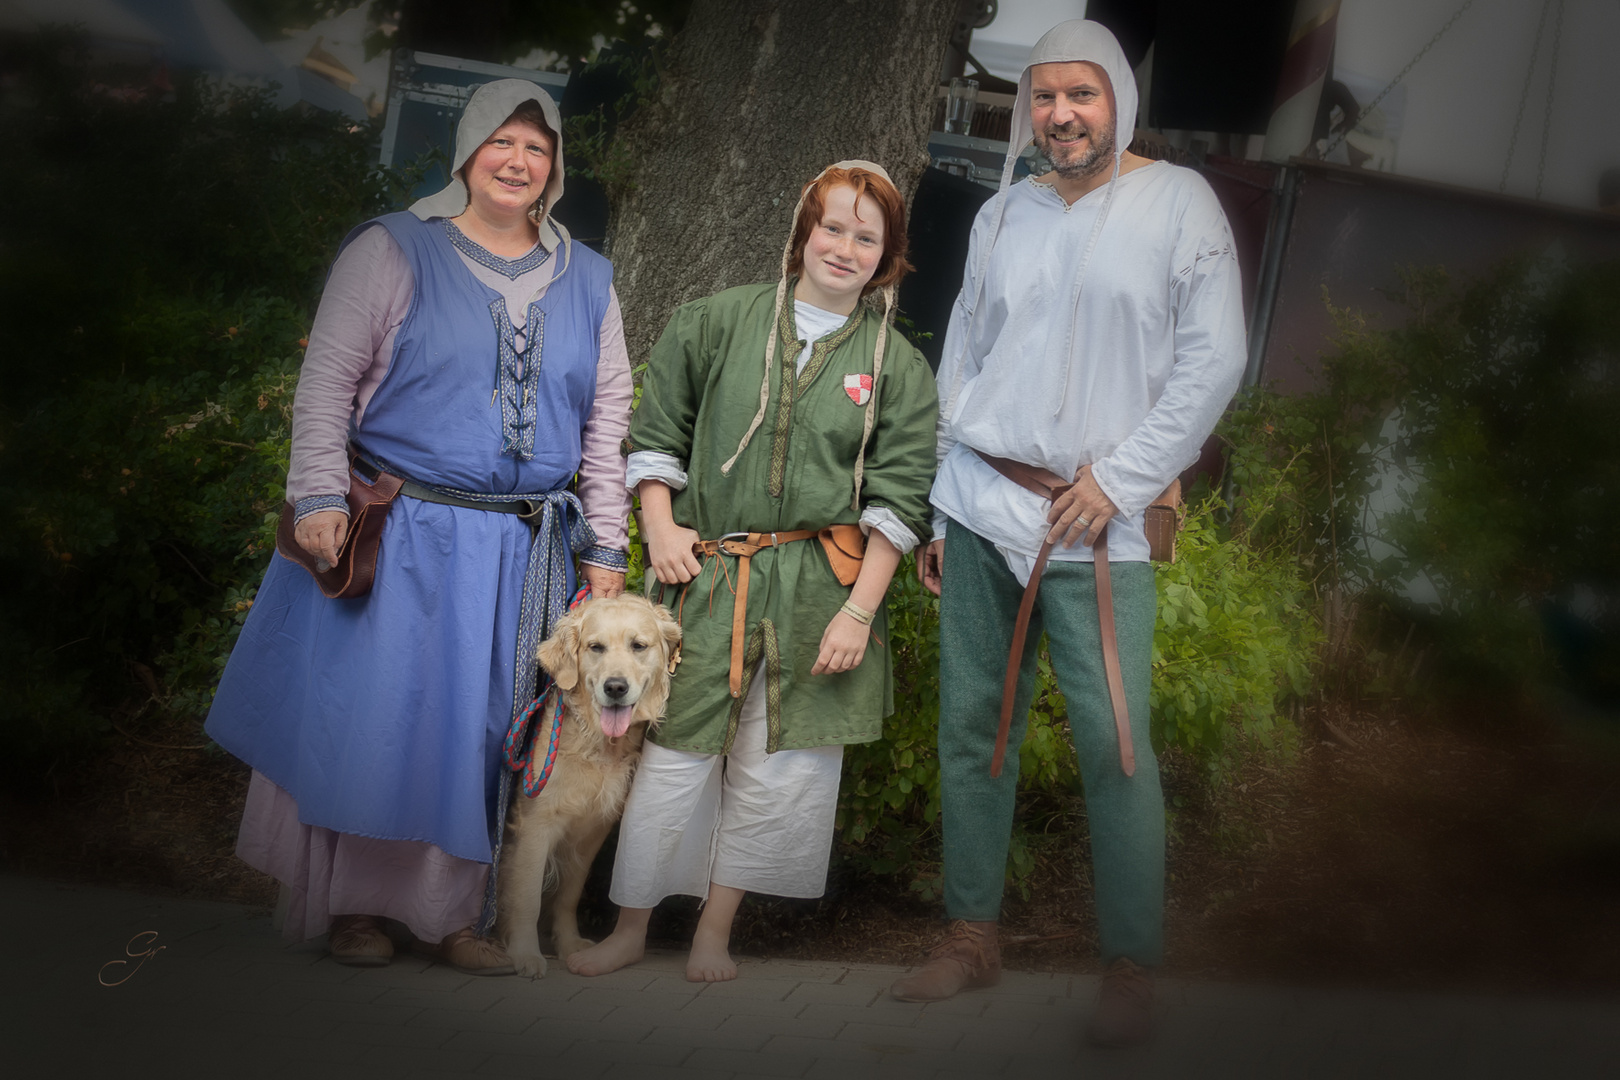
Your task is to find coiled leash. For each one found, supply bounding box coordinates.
[502,583,592,797]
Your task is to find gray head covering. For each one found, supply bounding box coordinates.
[720,160,901,510]
[946,20,1137,420]
[408,78,571,253]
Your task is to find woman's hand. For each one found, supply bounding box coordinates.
[580,564,626,599]
[812,610,870,675]
[295,510,349,569]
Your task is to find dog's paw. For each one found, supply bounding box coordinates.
[511,948,548,979]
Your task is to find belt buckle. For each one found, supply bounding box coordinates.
[517,499,546,523]
[716,531,751,555]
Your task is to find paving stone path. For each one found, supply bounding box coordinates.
[7,875,1614,1079]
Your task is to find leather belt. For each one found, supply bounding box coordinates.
[354,458,553,524]
[692,529,821,698]
[974,450,1135,779]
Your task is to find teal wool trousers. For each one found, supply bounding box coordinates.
[938,521,1165,966]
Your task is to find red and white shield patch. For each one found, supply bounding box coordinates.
[844,374,873,406]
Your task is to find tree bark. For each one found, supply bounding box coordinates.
[605,0,958,363]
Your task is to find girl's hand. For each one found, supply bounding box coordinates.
[812,611,869,675]
[646,518,704,584]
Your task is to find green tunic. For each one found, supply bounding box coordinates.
[628,282,938,755]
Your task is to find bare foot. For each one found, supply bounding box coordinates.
[553,933,593,961]
[685,926,737,982]
[565,928,645,976]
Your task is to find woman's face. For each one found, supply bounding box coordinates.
[462,119,553,224]
[796,183,885,312]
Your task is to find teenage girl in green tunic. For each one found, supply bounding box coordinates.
[568,162,938,981]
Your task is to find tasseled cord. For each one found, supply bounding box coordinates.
[850,284,895,510]
[720,163,896,513]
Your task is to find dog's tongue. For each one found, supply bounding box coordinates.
[600,704,633,739]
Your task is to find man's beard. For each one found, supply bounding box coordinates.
[1036,121,1116,181]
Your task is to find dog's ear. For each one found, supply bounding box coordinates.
[654,604,683,668]
[538,607,584,690]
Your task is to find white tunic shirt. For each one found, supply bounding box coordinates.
[931,162,1247,574]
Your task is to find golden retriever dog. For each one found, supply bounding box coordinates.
[495,594,681,978]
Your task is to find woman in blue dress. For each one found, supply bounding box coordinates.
[206,79,632,973]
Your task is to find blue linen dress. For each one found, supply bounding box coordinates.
[206,212,613,864]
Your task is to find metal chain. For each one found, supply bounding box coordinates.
[1321,0,1478,159]
[1500,0,1554,192]
[1535,0,1566,200]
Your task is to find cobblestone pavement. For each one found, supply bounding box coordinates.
[8,875,1615,1079]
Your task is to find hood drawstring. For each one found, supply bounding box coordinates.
[851,283,896,510]
[719,160,899,512]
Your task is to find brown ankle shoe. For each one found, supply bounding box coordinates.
[1086,957,1154,1047]
[413,927,516,976]
[889,920,1000,1002]
[328,914,393,967]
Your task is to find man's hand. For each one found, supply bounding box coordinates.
[580,564,626,598]
[294,510,348,569]
[1046,465,1119,548]
[812,610,870,674]
[917,539,944,596]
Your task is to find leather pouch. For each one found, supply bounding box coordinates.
[1144,479,1184,564]
[275,458,404,599]
[817,523,867,586]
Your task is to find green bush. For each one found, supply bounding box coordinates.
[1310,259,1620,696]
[837,407,1324,897]
[0,45,416,778]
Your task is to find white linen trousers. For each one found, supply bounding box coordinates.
[608,665,844,905]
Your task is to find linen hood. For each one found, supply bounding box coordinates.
[720,159,901,511]
[408,78,571,254]
[945,19,1137,421]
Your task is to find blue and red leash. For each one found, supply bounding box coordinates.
[502,583,591,797]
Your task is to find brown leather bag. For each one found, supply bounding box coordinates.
[817,523,868,586]
[1143,479,1185,563]
[274,460,404,599]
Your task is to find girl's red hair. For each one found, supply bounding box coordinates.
[785,167,914,295]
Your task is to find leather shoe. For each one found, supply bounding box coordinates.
[1086,957,1154,1047]
[414,927,516,976]
[890,920,1000,1002]
[327,914,392,967]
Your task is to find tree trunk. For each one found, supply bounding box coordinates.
[605,0,958,362]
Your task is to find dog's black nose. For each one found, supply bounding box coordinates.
[603,677,629,700]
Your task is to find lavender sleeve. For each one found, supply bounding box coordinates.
[286,226,413,509]
[576,288,633,566]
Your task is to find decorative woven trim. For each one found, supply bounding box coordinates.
[491,298,546,460]
[762,619,782,753]
[793,306,862,397]
[579,545,628,572]
[442,219,552,280]
[767,298,800,497]
[722,627,767,756]
[293,494,349,523]
[767,294,864,498]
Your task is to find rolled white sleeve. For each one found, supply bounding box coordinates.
[625,451,688,492]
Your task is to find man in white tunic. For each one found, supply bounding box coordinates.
[888,21,1246,1047]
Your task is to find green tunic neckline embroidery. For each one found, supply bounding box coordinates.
[767,283,866,498]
